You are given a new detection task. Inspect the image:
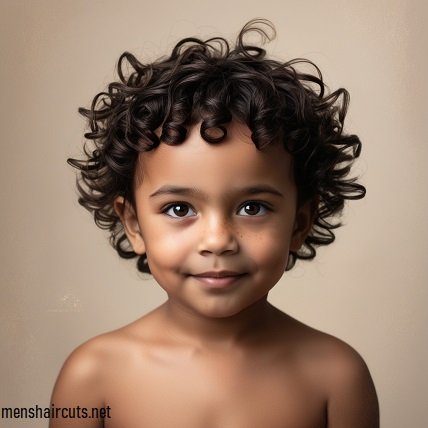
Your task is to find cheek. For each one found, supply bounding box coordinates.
[243,223,293,270]
[142,222,193,270]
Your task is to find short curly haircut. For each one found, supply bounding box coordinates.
[69,18,365,274]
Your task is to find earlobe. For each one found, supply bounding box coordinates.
[113,196,146,255]
[290,199,316,252]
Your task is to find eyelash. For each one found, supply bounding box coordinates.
[161,201,272,219]
[162,202,196,219]
[237,201,271,216]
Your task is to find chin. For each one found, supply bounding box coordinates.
[197,302,254,319]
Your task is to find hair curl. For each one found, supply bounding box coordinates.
[69,18,365,273]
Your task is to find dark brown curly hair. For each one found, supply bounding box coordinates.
[69,18,365,273]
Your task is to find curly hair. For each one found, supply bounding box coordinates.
[69,18,365,273]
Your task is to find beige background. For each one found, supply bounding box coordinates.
[1,0,427,427]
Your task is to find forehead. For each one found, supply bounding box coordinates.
[135,122,295,194]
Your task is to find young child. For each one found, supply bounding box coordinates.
[50,19,379,428]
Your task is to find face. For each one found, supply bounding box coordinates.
[116,122,312,319]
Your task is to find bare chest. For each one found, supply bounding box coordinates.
[104,351,326,428]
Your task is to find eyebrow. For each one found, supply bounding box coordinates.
[149,185,285,199]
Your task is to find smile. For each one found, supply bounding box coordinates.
[190,272,247,289]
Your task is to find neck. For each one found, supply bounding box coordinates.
[159,297,281,351]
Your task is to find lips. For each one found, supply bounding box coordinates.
[193,271,244,278]
[190,271,247,289]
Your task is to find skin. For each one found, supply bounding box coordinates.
[50,122,379,427]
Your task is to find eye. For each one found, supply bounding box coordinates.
[237,202,270,216]
[163,203,196,218]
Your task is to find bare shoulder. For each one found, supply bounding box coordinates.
[283,317,379,428]
[52,319,149,390]
[49,319,149,427]
[52,332,116,394]
[321,334,379,428]
[49,335,107,427]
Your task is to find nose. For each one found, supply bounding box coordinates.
[198,215,239,256]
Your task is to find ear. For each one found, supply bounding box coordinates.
[113,196,146,255]
[290,199,316,252]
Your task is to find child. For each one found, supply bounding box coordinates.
[50,19,379,428]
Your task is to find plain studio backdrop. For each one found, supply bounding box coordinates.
[1,1,427,427]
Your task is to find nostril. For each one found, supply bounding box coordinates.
[198,232,239,256]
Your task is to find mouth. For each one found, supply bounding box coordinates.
[190,271,247,289]
[192,271,245,278]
